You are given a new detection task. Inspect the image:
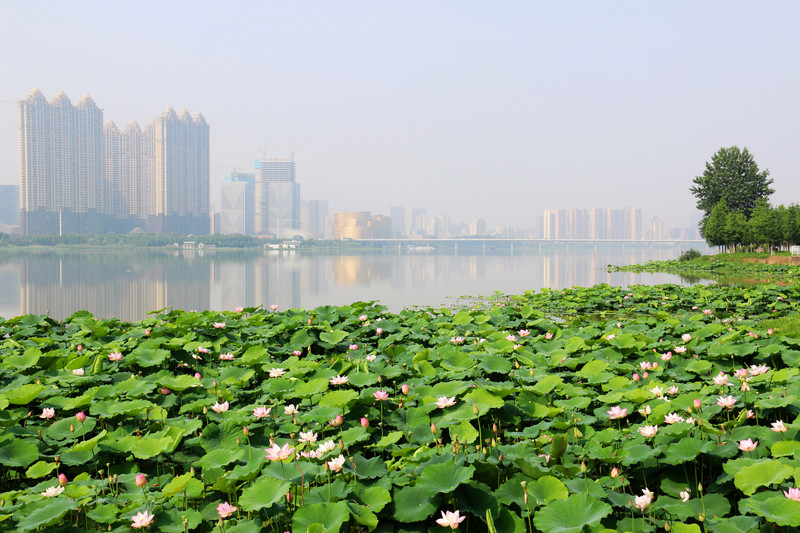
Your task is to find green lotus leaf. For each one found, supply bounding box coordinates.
[416,459,475,493]
[86,503,119,524]
[340,426,370,448]
[771,440,800,458]
[319,389,358,409]
[662,437,715,465]
[704,515,760,533]
[527,476,569,506]
[530,375,562,395]
[25,460,58,478]
[734,460,794,495]
[292,378,329,398]
[343,454,388,479]
[45,416,96,441]
[15,498,77,530]
[478,354,513,374]
[197,447,244,470]
[2,347,40,370]
[0,436,38,467]
[70,429,107,452]
[91,398,154,418]
[577,360,608,378]
[494,507,528,533]
[740,495,800,527]
[393,485,436,522]
[346,372,380,387]
[161,472,196,497]
[319,330,348,346]
[240,345,268,364]
[62,389,98,410]
[671,523,702,533]
[154,507,203,532]
[3,383,43,405]
[354,485,391,512]
[462,388,506,416]
[369,430,403,449]
[347,501,378,530]
[450,420,479,443]
[292,501,349,533]
[227,520,264,533]
[131,436,173,459]
[620,444,661,466]
[533,493,612,533]
[128,347,170,367]
[158,374,203,392]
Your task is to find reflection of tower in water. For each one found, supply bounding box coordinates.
[331,256,391,287]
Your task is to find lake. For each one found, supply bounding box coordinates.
[0,242,709,321]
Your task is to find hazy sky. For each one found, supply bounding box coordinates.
[1,1,798,230]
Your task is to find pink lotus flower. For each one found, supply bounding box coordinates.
[376,327,383,335]
[680,488,691,502]
[366,354,377,362]
[253,406,271,419]
[607,405,628,419]
[506,334,517,342]
[270,304,279,311]
[738,438,758,452]
[41,485,64,497]
[213,322,226,329]
[359,314,368,321]
[660,352,672,361]
[639,405,651,416]
[545,332,553,340]
[269,368,285,378]
[329,375,349,385]
[327,454,346,472]
[632,373,640,382]
[131,511,155,529]
[217,501,237,519]
[771,420,788,433]
[40,408,55,419]
[703,309,713,315]
[265,442,295,461]
[360,417,369,428]
[436,396,457,408]
[135,474,147,487]
[144,329,150,336]
[734,368,748,379]
[451,336,465,344]
[667,386,679,395]
[681,334,692,343]
[649,386,664,397]
[58,473,68,486]
[219,353,234,360]
[693,398,702,409]
[211,401,229,413]
[298,431,318,444]
[638,425,658,438]
[436,510,467,529]
[317,440,336,454]
[634,488,654,510]
[330,415,344,427]
[401,384,410,395]
[234,306,244,312]
[194,372,202,379]
[108,352,123,361]
[75,412,86,422]
[373,390,389,401]
[284,404,298,415]
[750,364,769,376]
[518,329,530,337]
[610,467,619,478]
[713,372,729,386]
[293,350,302,356]
[664,413,684,424]
[349,344,359,350]
[606,334,616,340]
[72,368,84,376]
[716,395,737,409]
[674,346,687,353]
[197,345,209,354]
[785,487,800,501]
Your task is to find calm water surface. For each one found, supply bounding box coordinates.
[0,243,709,321]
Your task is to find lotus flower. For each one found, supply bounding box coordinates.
[329,375,349,385]
[40,408,55,420]
[213,322,226,329]
[634,488,653,510]
[265,442,295,461]
[135,474,147,487]
[436,510,467,529]
[436,396,457,408]
[607,406,628,419]
[217,501,237,518]
[327,454,346,472]
[716,395,737,409]
[771,420,788,433]
[785,487,800,501]
[131,511,155,529]
[41,485,64,497]
[211,401,229,413]
[108,352,123,361]
[284,404,298,415]
[638,425,658,438]
[72,368,84,376]
[373,390,389,401]
[738,438,758,452]
[253,406,271,419]
[298,431,317,444]
[680,489,691,502]
[269,368,285,378]
[219,353,234,360]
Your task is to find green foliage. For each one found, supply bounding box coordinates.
[677,248,702,262]
[1,284,800,530]
[691,146,774,230]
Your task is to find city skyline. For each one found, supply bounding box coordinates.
[1,2,798,232]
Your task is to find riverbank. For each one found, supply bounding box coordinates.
[1,282,799,531]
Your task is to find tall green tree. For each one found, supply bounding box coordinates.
[703,199,729,249]
[691,146,773,234]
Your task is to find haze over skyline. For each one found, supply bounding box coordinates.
[1,1,798,231]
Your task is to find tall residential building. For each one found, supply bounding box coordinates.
[0,185,20,227]
[389,206,406,237]
[18,89,209,235]
[254,157,299,237]
[542,207,643,240]
[221,173,255,235]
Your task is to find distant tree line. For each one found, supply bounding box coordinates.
[703,199,800,252]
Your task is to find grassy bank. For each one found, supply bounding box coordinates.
[1,283,800,531]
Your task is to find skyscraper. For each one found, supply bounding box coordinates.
[221,172,255,235]
[254,157,299,237]
[18,89,209,235]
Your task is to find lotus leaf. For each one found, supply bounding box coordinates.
[533,493,612,533]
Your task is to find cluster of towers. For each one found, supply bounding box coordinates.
[18,89,209,235]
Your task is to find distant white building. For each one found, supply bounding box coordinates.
[255,157,300,237]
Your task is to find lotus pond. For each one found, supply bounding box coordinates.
[1,283,800,532]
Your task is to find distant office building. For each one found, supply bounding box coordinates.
[18,89,209,235]
[0,185,20,226]
[332,211,392,239]
[300,198,328,238]
[221,173,255,235]
[542,207,643,240]
[469,218,486,236]
[389,206,405,237]
[255,157,299,237]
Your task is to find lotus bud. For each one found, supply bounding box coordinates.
[161,388,171,395]
[58,473,68,486]
[632,373,640,381]
[498,454,503,462]
[360,417,369,428]
[339,439,344,450]
[189,467,195,476]
[699,514,705,522]
[398,401,403,408]
[377,375,382,383]
[581,461,587,473]
[76,412,86,422]
[491,438,497,446]
[529,368,533,376]
[473,404,480,415]
[492,423,498,434]
[243,426,249,436]
[515,361,520,368]
[37,378,41,385]
[664,522,670,531]
[203,406,207,414]
[693,399,702,409]
[135,474,147,487]
[237,437,240,444]
[697,483,703,493]
[212,380,217,388]
[431,423,437,434]
[194,372,201,379]
[77,345,83,351]
[70,424,74,432]
[610,467,619,478]
[286,491,293,502]
[643,371,649,379]
[54,455,58,464]
[401,384,410,395]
